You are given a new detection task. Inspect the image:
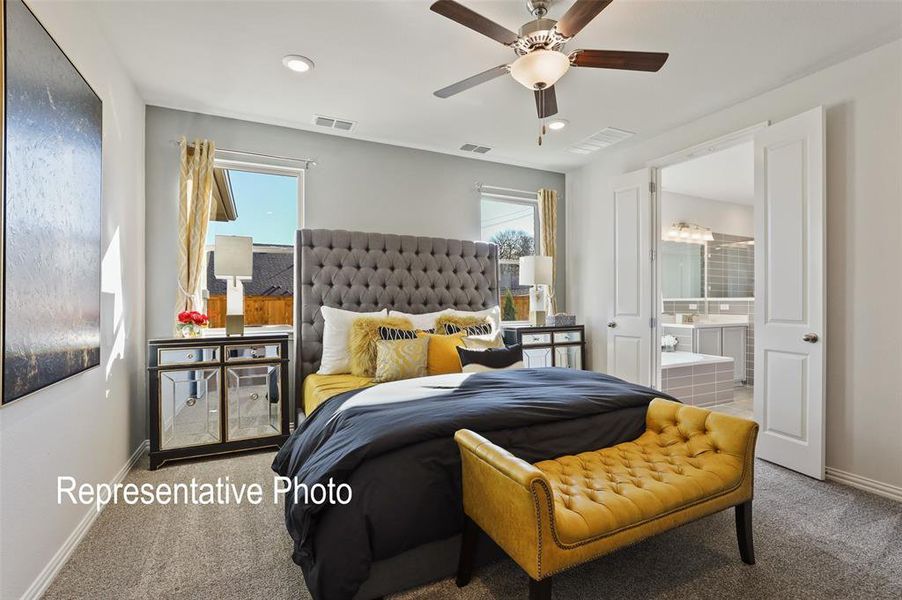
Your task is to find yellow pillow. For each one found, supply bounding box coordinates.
[435,314,490,335]
[374,338,429,383]
[349,316,414,377]
[417,331,466,375]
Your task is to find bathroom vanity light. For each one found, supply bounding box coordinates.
[666,222,714,243]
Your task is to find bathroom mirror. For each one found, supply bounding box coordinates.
[661,233,755,300]
[661,241,704,299]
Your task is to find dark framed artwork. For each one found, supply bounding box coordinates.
[1,0,102,404]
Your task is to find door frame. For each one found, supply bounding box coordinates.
[645,122,769,389]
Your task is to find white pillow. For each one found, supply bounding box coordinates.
[446,305,502,333]
[462,331,506,350]
[317,306,388,375]
[388,308,453,332]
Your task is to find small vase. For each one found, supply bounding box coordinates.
[177,323,202,338]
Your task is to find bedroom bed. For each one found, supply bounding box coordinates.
[273,229,671,600]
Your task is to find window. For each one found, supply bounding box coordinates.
[205,164,302,329]
[480,195,538,322]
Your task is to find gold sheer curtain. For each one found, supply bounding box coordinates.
[176,137,216,319]
[538,188,558,313]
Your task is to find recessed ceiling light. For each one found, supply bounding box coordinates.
[547,119,569,131]
[282,54,314,73]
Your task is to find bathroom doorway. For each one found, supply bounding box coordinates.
[656,141,755,419]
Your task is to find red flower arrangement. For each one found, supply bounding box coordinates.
[177,311,209,337]
[178,311,209,326]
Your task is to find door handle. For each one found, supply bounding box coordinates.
[802,333,819,343]
[607,321,617,328]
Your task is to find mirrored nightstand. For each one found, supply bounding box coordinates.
[502,324,586,370]
[147,333,290,469]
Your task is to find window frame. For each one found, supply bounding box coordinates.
[479,192,540,324]
[204,154,306,333]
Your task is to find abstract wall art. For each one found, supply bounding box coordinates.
[1,0,102,404]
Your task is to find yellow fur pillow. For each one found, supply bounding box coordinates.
[349,316,414,377]
[434,314,490,336]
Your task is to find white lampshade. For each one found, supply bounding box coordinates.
[519,255,553,286]
[214,235,253,278]
[510,50,570,90]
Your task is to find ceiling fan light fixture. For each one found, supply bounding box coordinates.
[510,50,570,90]
[547,119,569,131]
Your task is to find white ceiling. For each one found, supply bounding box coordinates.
[661,141,754,204]
[85,0,902,172]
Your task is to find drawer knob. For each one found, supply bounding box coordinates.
[250,392,260,401]
[186,353,194,359]
[607,321,617,328]
[185,397,198,407]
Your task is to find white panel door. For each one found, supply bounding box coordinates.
[607,169,652,385]
[753,106,826,479]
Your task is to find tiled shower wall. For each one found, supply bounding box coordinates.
[707,233,754,297]
[662,299,755,385]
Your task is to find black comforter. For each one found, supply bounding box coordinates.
[272,368,671,600]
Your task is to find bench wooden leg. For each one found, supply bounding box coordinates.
[529,576,552,600]
[456,516,478,587]
[735,500,755,565]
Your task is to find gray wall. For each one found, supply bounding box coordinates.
[145,106,565,338]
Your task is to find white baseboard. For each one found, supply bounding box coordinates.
[21,439,150,600]
[826,466,902,502]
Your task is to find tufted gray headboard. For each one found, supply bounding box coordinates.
[295,229,500,388]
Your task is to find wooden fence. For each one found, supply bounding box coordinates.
[207,296,293,328]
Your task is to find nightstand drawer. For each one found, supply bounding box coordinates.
[521,332,552,346]
[553,330,582,343]
[225,343,281,362]
[158,346,219,366]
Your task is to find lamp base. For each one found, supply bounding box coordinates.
[225,314,244,336]
[529,310,546,326]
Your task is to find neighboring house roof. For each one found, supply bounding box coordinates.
[206,245,293,296]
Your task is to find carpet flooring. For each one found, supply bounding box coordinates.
[43,451,902,599]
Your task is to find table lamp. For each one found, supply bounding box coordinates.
[519,255,553,326]
[214,235,253,336]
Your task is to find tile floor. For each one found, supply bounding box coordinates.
[711,385,754,420]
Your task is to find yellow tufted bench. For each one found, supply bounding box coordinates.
[454,398,759,600]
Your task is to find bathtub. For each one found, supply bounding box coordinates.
[661,351,734,407]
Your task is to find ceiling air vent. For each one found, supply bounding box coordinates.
[567,127,635,155]
[460,143,492,154]
[313,115,357,132]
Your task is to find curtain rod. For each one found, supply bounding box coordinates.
[476,183,562,201]
[171,140,317,168]
[476,183,537,197]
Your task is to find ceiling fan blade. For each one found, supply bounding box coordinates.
[571,49,669,72]
[430,0,519,46]
[535,86,558,119]
[555,0,613,39]
[434,64,509,98]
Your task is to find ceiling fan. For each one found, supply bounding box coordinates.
[430,0,669,123]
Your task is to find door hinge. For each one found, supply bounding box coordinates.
[650,317,657,329]
[649,180,656,194]
[649,249,656,261]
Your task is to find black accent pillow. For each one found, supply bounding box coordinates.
[379,326,418,341]
[445,322,494,336]
[457,344,523,372]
